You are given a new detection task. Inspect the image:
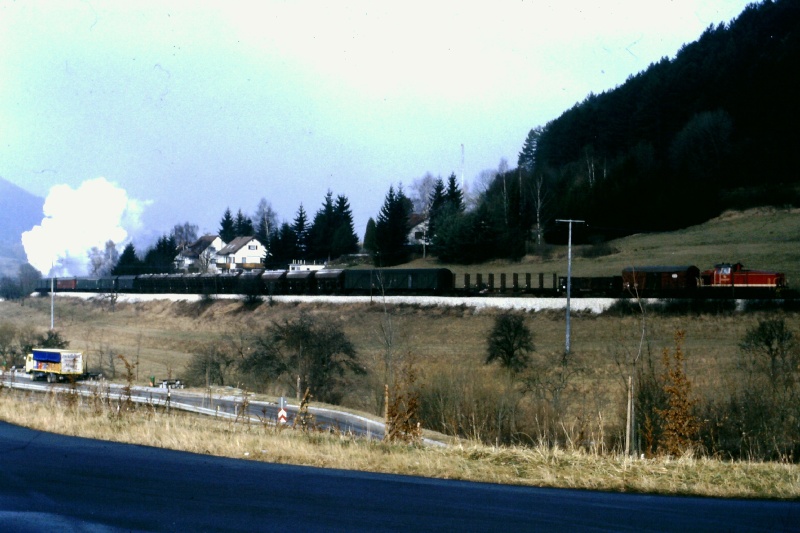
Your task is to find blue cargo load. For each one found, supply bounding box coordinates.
[32,349,63,363]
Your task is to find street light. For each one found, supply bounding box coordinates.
[556,219,585,354]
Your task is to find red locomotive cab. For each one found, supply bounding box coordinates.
[702,263,786,288]
[702,264,734,286]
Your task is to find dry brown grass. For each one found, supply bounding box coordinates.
[1,391,797,499]
[4,289,798,437]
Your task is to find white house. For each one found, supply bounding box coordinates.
[408,219,429,247]
[176,235,226,273]
[216,236,266,271]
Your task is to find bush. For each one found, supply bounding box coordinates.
[485,313,534,373]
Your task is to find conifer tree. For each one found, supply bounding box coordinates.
[374,185,412,266]
[427,177,446,238]
[445,172,465,213]
[517,126,542,172]
[292,204,309,260]
[309,191,336,260]
[218,208,236,243]
[234,209,254,237]
[143,235,178,274]
[266,222,297,269]
[112,243,143,276]
[332,194,359,257]
[363,218,377,253]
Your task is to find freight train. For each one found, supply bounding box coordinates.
[36,268,456,297]
[35,262,790,299]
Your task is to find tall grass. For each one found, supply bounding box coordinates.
[0,387,797,499]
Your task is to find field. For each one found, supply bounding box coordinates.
[1,207,800,495]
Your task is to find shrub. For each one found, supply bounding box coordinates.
[485,313,534,373]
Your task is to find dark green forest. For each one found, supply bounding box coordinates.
[475,0,800,255]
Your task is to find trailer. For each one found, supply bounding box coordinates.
[25,349,85,383]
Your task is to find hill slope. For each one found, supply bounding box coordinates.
[405,207,800,285]
[527,0,800,237]
[0,177,44,275]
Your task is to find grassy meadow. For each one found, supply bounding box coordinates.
[2,207,800,496]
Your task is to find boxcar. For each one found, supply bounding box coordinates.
[238,270,264,296]
[56,278,78,291]
[97,277,116,292]
[559,276,622,297]
[181,273,205,294]
[75,277,100,292]
[621,266,700,297]
[197,273,220,294]
[343,268,454,294]
[116,276,137,292]
[286,270,314,294]
[261,270,288,295]
[165,274,190,293]
[216,272,241,294]
[315,269,345,294]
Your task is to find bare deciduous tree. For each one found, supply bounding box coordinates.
[240,312,364,404]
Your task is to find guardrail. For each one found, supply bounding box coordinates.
[1,371,445,446]
[1,373,259,424]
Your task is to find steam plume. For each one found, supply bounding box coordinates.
[22,177,148,276]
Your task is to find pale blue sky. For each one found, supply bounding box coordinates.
[2,0,752,254]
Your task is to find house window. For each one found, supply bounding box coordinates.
[248,245,257,250]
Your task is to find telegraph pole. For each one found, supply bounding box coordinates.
[556,219,585,354]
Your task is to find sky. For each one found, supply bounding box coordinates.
[1,0,753,274]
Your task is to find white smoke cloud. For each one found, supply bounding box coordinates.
[22,177,150,276]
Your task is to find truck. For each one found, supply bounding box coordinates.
[25,349,85,383]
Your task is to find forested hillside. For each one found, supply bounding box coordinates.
[501,0,800,247]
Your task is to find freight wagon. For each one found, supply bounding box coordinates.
[622,266,701,297]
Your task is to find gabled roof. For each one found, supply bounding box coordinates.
[217,236,262,255]
[182,235,223,259]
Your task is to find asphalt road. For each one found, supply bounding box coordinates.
[1,422,798,532]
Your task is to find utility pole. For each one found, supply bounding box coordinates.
[555,219,585,354]
[50,275,55,330]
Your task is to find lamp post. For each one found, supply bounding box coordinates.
[556,219,585,354]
